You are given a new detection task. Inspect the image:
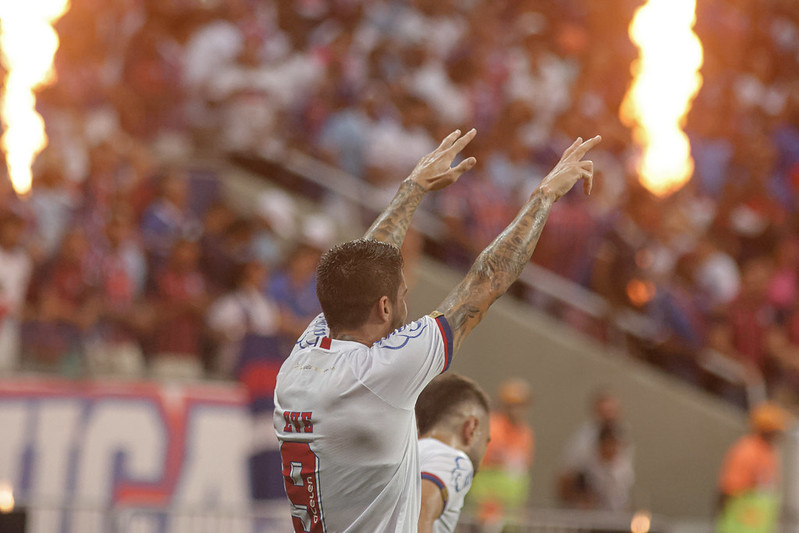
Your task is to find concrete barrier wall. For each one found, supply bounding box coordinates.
[408,258,756,518]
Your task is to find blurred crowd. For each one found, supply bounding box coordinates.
[0,166,332,378]
[0,0,798,408]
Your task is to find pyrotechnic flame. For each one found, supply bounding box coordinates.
[631,510,652,533]
[620,0,703,197]
[0,481,14,513]
[0,0,71,196]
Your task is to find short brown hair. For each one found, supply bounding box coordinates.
[316,239,404,333]
[416,373,490,435]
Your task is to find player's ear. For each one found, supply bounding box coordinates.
[462,416,478,446]
[377,295,391,323]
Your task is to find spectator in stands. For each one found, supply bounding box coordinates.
[710,257,781,388]
[484,118,543,202]
[364,94,436,194]
[266,215,331,350]
[209,31,283,153]
[121,18,185,136]
[439,141,515,266]
[688,101,736,198]
[206,260,283,377]
[29,164,77,261]
[646,253,707,384]
[505,27,578,149]
[150,239,209,380]
[182,0,253,128]
[316,88,378,181]
[468,378,535,529]
[561,389,632,477]
[199,201,236,293]
[200,213,254,295]
[693,233,743,313]
[251,188,297,267]
[770,92,799,213]
[26,229,99,373]
[140,168,201,269]
[589,189,658,310]
[716,402,791,533]
[80,143,128,242]
[0,213,33,371]
[267,241,321,347]
[558,422,635,511]
[766,234,799,314]
[85,212,147,376]
[765,287,799,408]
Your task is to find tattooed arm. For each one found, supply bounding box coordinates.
[364,129,477,247]
[436,136,602,354]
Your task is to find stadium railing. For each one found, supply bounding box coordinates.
[12,497,799,533]
[6,498,700,533]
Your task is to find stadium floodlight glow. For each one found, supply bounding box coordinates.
[0,0,71,197]
[620,0,703,197]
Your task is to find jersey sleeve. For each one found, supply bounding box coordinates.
[421,444,474,518]
[354,314,453,409]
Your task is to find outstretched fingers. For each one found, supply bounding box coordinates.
[572,135,602,161]
[561,137,583,160]
[447,128,477,156]
[436,130,462,152]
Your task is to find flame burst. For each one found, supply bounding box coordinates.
[620,0,703,197]
[0,0,70,196]
[0,481,13,513]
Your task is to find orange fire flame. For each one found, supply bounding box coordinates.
[620,0,703,197]
[0,0,71,196]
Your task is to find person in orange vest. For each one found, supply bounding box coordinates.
[467,377,535,531]
[716,402,792,533]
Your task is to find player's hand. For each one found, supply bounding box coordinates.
[407,129,477,192]
[538,135,601,202]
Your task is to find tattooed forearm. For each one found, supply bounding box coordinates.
[363,179,426,247]
[437,189,554,352]
[474,190,553,289]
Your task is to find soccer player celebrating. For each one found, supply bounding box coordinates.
[416,373,491,533]
[273,128,600,532]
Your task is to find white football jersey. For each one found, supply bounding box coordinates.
[419,438,474,533]
[274,312,453,533]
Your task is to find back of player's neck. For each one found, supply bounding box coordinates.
[425,430,462,452]
[332,331,372,346]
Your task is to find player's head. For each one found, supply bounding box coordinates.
[497,377,532,425]
[316,239,407,335]
[592,388,620,424]
[416,373,491,472]
[749,402,790,443]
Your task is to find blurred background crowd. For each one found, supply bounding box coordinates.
[0,0,799,415]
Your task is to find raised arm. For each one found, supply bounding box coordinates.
[364,129,477,247]
[417,478,444,533]
[436,135,601,354]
